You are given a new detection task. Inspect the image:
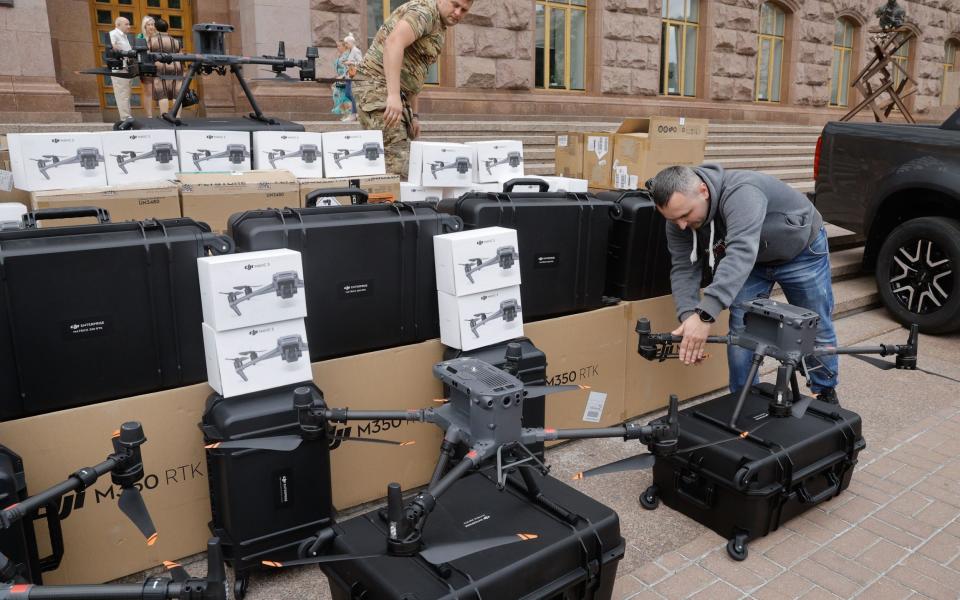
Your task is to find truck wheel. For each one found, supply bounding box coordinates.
[876,217,960,333]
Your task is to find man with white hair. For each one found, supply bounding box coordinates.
[109,17,134,121]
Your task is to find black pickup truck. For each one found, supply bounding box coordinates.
[813,108,960,333]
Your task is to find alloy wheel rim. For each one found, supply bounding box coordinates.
[888,237,954,315]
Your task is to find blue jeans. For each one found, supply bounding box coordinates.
[345,79,356,114]
[728,227,838,395]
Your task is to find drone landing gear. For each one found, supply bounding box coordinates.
[495,442,548,489]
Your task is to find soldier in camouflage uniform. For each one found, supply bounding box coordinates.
[354,0,473,179]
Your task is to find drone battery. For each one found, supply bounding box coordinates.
[323,468,624,600]
[202,383,334,585]
[646,383,864,556]
[0,216,233,421]
[437,186,616,321]
[0,445,60,584]
[600,189,672,301]
[228,202,462,360]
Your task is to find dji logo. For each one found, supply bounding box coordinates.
[70,324,80,330]
[481,294,498,301]
[248,327,273,336]
[475,239,494,246]
[51,138,74,143]
[244,262,269,270]
[129,135,144,140]
[205,135,226,140]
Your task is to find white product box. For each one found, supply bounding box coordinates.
[434,226,521,296]
[410,142,475,187]
[497,175,589,193]
[102,129,180,185]
[202,319,312,398]
[7,132,108,192]
[321,130,386,178]
[467,140,524,183]
[176,130,252,173]
[252,131,325,177]
[438,285,524,351]
[443,182,502,198]
[198,249,307,332]
[400,182,444,203]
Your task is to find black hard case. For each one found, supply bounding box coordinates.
[201,383,334,579]
[324,468,624,600]
[0,209,232,420]
[650,383,865,547]
[598,190,672,301]
[437,182,616,320]
[228,197,462,361]
[443,338,548,459]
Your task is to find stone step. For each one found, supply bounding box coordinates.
[704,144,816,157]
[711,155,813,169]
[789,181,815,194]
[772,274,879,320]
[830,246,866,281]
[708,123,825,134]
[744,167,813,182]
[418,134,558,146]
[825,222,866,251]
[707,134,821,145]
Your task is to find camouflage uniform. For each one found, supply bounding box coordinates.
[354,0,446,179]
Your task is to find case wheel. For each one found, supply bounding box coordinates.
[298,536,319,558]
[234,575,249,599]
[639,486,659,510]
[726,535,748,561]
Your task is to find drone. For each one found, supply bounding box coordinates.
[0,422,157,585]
[330,143,383,169]
[461,246,518,284]
[484,152,523,175]
[227,334,309,382]
[267,144,319,169]
[191,144,249,171]
[31,148,104,180]
[430,157,472,179]
[467,299,522,338]
[221,271,305,317]
[114,142,177,174]
[209,348,682,570]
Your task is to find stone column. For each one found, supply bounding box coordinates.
[1,0,79,122]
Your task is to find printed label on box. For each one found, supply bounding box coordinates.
[558,135,568,147]
[0,170,13,192]
[582,391,607,423]
[587,136,609,160]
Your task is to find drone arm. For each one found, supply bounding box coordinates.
[323,408,432,424]
[1,457,117,529]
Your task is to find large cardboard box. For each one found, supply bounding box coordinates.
[611,117,708,190]
[30,181,181,226]
[554,133,584,179]
[582,131,615,189]
[178,170,299,233]
[299,174,401,206]
[0,383,213,585]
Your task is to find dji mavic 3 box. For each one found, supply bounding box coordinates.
[101,129,180,185]
[466,140,524,183]
[7,132,108,191]
[438,284,524,351]
[198,248,307,332]
[176,130,252,173]
[434,226,521,296]
[252,131,325,177]
[202,318,312,398]
[409,141,475,187]
[320,130,385,178]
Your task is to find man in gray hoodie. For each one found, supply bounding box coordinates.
[649,164,839,403]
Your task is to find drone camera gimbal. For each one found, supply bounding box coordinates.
[222,271,305,316]
[467,298,522,338]
[228,334,309,382]
[114,142,176,174]
[331,143,383,169]
[267,144,319,169]
[484,151,523,175]
[462,245,519,284]
[430,156,472,179]
[191,144,249,171]
[32,147,104,180]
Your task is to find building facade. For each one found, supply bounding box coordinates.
[3,0,959,124]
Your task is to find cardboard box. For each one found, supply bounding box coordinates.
[438,285,524,351]
[202,319,312,398]
[0,383,213,585]
[400,182,444,203]
[321,130,386,178]
[178,170,298,233]
[466,140,524,183]
[6,132,108,192]
[30,181,181,226]
[434,226,521,296]
[252,131,325,177]
[175,130,252,173]
[198,249,307,331]
[409,141,475,187]
[623,295,730,419]
[611,117,708,190]
[555,133,584,179]
[498,175,588,193]
[582,131,615,189]
[299,174,401,207]
[101,130,180,185]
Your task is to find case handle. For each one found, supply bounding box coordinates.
[797,471,840,504]
[502,178,550,193]
[304,187,368,207]
[21,206,111,228]
[36,500,65,573]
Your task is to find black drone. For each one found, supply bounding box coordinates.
[430,157,472,179]
[331,143,383,169]
[267,145,319,169]
[227,334,309,382]
[114,142,176,174]
[484,152,523,175]
[31,148,104,180]
[467,299,522,338]
[461,246,518,284]
[191,144,249,171]
[221,271,305,317]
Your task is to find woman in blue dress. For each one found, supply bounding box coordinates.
[332,41,351,118]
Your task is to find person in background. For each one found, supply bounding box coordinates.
[137,16,157,118]
[342,33,364,122]
[332,41,352,118]
[109,17,135,121]
[149,17,184,118]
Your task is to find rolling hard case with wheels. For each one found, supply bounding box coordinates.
[437,179,617,320]
[642,382,865,560]
[599,190,672,301]
[201,383,334,599]
[323,467,625,600]
[0,208,233,421]
[228,189,462,361]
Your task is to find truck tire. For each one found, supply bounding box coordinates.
[876,217,960,333]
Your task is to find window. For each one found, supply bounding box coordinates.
[830,19,855,107]
[536,0,587,91]
[891,39,910,90]
[755,2,785,102]
[660,0,699,97]
[367,0,439,85]
[942,40,959,100]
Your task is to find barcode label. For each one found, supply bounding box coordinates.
[558,135,568,147]
[0,170,12,193]
[582,391,607,423]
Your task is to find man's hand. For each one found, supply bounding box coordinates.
[384,93,404,128]
[411,117,421,139]
[672,314,712,365]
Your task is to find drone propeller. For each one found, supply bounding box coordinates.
[845,353,960,384]
[78,67,139,79]
[118,485,158,545]
[573,453,656,480]
[524,384,590,397]
[161,560,191,583]
[206,435,416,452]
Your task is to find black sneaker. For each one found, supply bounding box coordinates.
[817,388,839,405]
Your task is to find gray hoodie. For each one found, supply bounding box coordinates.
[667,164,824,322]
